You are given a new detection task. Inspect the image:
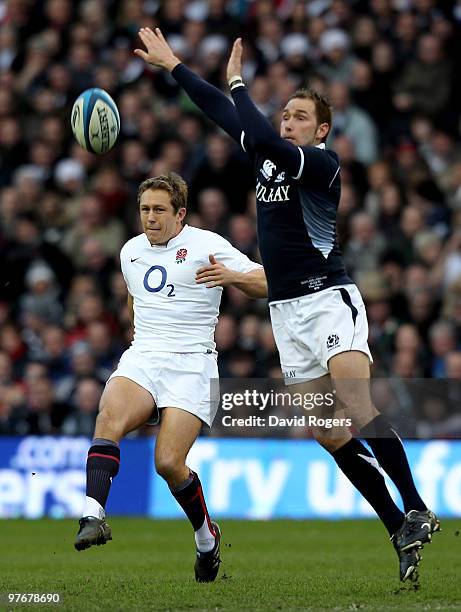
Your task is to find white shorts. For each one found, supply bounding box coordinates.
[108,347,219,426]
[270,284,373,384]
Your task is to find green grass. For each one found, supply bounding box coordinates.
[0,519,460,611]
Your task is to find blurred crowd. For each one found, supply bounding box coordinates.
[1,0,461,438]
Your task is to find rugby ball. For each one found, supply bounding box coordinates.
[71,88,120,154]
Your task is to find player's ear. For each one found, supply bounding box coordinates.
[316,122,330,141]
[177,207,187,222]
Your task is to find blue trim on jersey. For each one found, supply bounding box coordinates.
[297,186,336,259]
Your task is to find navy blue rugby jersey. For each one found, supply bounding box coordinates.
[246,139,352,302]
[170,65,353,303]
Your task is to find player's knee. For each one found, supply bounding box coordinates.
[314,432,351,453]
[155,452,184,484]
[335,397,379,429]
[95,404,124,440]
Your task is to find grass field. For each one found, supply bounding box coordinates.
[0,519,460,611]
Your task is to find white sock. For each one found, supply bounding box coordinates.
[82,496,105,520]
[195,518,215,552]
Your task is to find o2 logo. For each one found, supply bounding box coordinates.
[143,265,175,296]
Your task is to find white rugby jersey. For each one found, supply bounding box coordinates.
[120,224,262,353]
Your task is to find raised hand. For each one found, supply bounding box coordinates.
[134,27,181,72]
[227,38,243,83]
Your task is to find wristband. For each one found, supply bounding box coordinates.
[229,75,245,90]
[228,75,243,86]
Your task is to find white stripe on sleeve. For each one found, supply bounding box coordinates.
[293,146,305,180]
[240,131,247,153]
[328,165,340,189]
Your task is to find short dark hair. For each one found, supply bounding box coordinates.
[287,88,332,141]
[137,172,188,214]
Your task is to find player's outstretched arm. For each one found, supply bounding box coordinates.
[135,28,243,143]
[227,39,302,177]
[231,267,267,298]
[196,255,267,298]
[127,292,134,327]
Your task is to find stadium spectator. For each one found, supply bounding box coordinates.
[2,211,74,302]
[228,214,257,258]
[61,193,126,265]
[0,349,26,433]
[20,376,68,435]
[86,320,123,372]
[445,351,461,378]
[19,261,63,325]
[428,320,458,377]
[61,376,102,437]
[40,324,66,367]
[190,132,253,210]
[394,33,452,119]
[196,188,229,234]
[328,81,379,164]
[79,237,118,298]
[318,28,355,83]
[343,212,386,281]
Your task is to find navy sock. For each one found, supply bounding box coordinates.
[171,470,215,534]
[361,415,426,513]
[332,438,404,535]
[86,440,120,509]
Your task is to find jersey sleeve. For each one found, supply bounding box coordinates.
[211,235,263,274]
[119,244,132,293]
[296,146,340,188]
[240,131,255,160]
[231,85,301,175]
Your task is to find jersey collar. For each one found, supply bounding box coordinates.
[145,224,189,249]
[316,143,326,149]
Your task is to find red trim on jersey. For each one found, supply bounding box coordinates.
[88,452,120,464]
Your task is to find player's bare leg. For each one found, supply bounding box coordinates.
[155,407,221,582]
[329,351,440,580]
[75,377,155,551]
